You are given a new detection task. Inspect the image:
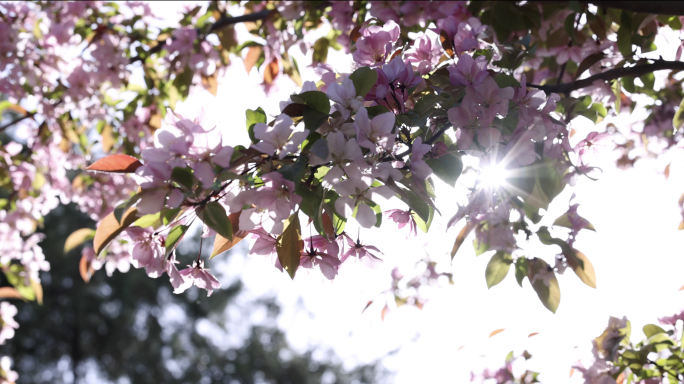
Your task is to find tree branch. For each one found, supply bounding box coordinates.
[130,10,271,64]
[0,112,35,132]
[528,60,684,94]
[588,1,684,16]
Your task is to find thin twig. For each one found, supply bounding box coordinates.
[528,60,684,94]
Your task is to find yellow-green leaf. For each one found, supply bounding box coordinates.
[566,250,597,288]
[93,208,140,256]
[276,213,303,279]
[63,228,96,254]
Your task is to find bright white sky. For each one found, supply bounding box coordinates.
[145,3,684,383]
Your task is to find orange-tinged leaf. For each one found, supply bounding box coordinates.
[664,163,671,179]
[211,212,248,258]
[616,372,625,384]
[528,332,539,338]
[679,284,684,291]
[201,72,218,96]
[244,45,262,74]
[569,367,575,377]
[350,24,362,43]
[381,305,389,321]
[679,220,684,230]
[64,228,96,254]
[489,328,505,338]
[101,124,115,153]
[93,207,140,256]
[79,253,94,283]
[439,29,454,58]
[362,300,373,313]
[31,279,43,305]
[86,154,143,174]
[148,113,162,130]
[322,213,335,238]
[263,58,279,85]
[0,287,24,300]
[451,222,474,259]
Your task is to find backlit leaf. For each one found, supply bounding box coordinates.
[93,207,140,256]
[439,29,454,57]
[276,212,304,279]
[246,107,267,144]
[566,250,597,288]
[0,287,24,300]
[426,152,463,187]
[673,97,684,131]
[485,252,513,289]
[64,228,96,254]
[86,154,143,174]
[643,324,666,338]
[211,212,248,258]
[451,222,475,259]
[80,253,94,283]
[244,45,263,73]
[165,225,189,258]
[197,202,233,241]
[489,329,505,338]
[528,258,561,313]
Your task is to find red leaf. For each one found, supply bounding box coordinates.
[79,253,94,283]
[210,212,248,258]
[86,154,143,174]
[528,332,539,338]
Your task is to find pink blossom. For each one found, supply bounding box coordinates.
[385,209,417,237]
[469,76,514,126]
[659,309,684,325]
[334,176,394,228]
[252,114,309,159]
[352,20,400,66]
[327,76,364,120]
[340,235,383,268]
[0,302,18,345]
[406,35,442,75]
[448,54,488,87]
[299,243,342,280]
[369,1,401,22]
[354,107,396,154]
[174,260,221,297]
[448,100,501,149]
[409,137,433,180]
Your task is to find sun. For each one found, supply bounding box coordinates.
[478,164,508,188]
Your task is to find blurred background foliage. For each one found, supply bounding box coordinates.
[0,204,387,384]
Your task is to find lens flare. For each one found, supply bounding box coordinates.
[479,164,508,187]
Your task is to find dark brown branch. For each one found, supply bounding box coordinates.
[528,60,684,94]
[0,112,35,132]
[588,1,684,16]
[130,10,271,64]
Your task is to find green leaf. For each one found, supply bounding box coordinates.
[246,107,266,144]
[485,252,513,288]
[365,105,390,117]
[349,67,378,98]
[292,91,330,114]
[171,167,194,189]
[515,257,528,287]
[566,250,597,289]
[197,202,233,241]
[425,152,463,187]
[277,155,308,185]
[611,79,621,114]
[173,66,194,99]
[640,72,655,90]
[412,205,434,233]
[617,11,633,57]
[474,238,489,256]
[5,265,35,301]
[276,212,303,279]
[673,98,684,131]
[553,213,596,231]
[64,228,96,254]
[133,212,162,228]
[643,324,666,338]
[527,258,561,313]
[308,138,329,160]
[165,225,189,258]
[494,74,521,88]
[302,107,329,131]
[312,37,329,63]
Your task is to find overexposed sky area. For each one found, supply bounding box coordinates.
[141,3,684,383]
